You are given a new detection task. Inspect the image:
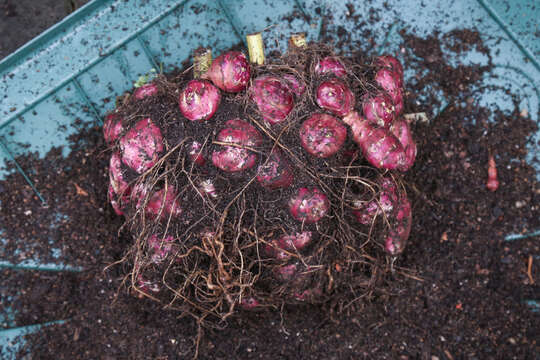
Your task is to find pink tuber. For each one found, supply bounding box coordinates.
[315,57,347,77]
[353,177,398,225]
[316,79,355,117]
[202,51,250,92]
[240,296,260,310]
[265,231,313,259]
[212,119,262,172]
[133,184,182,221]
[353,200,379,225]
[120,118,164,174]
[179,80,221,122]
[103,114,124,144]
[108,184,125,216]
[343,111,408,171]
[362,92,395,128]
[265,240,291,260]
[274,263,298,281]
[486,154,499,192]
[251,75,294,125]
[256,150,294,189]
[199,179,218,199]
[278,231,312,251]
[289,187,329,223]
[390,117,417,170]
[375,55,404,88]
[282,74,306,97]
[375,68,400,94]
[375,68,404,116]
[147,234,174,264]
[109,152,130,195]
[134,83,158,100]
[300,113,347,158]
[146,187,182,220]
[384,193,412,256]
[188,141,206,166]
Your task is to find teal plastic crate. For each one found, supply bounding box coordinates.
[1,0,539,356]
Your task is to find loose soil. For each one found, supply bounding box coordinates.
[0,0,89,60]
[1,19,539,360]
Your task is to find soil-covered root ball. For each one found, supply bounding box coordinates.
[103,40,419,324]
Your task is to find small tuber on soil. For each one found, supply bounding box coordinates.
[390,117,417,170]
[384,192,412,256]
[133,184,182,221]
[375,55,404,88]
[486,154,499,192]
[362,92,395,128]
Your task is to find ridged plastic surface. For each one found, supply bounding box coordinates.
[0,0,538,355]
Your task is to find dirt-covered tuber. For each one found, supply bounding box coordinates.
[120,118,164,174]
[289,187,329,223]
[211,119,262,172]
[300,113,347,158]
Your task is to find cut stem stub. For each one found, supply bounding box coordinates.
[289,32,307,49]
[246,33,265,65]
[193,47,213,78]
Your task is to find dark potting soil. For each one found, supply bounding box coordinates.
[0,0,89,60]
[1,26,539,360]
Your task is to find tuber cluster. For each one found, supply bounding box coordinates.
[103,37,420,322]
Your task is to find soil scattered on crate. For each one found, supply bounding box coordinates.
[1,26,539,360]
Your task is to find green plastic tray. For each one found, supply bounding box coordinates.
[1,0,539,356]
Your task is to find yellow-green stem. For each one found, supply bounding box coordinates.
[289,32,307,49]
[193,47,212,78]
[246,33,265,65]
